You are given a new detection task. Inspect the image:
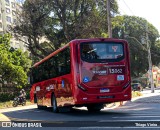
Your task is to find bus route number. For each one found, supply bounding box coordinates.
[109,68,123,74]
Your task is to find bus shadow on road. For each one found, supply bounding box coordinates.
[2,107,130,122]
[45,106,129,116]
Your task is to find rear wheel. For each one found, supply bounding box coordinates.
[52,94,58,113]
[59,106,71,113]
[37,104,47,109]
[34,94,37,103]
[22,101,26,106]
[87,104,104,112]
[87,107,101,112]
[37,97,47,109]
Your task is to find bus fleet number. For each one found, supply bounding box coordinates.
[109,68,123,74]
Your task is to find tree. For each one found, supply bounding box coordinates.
[152,39,160,66]
[112,15,160,77]
[13,0,119,61]
[13,0,52,59]
[0,34,32,89]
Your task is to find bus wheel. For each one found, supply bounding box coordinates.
[59,106,71,113]
[37,105,47,109]
[37,105,43,109]
[87,105,103,112]
[52,94,58,113]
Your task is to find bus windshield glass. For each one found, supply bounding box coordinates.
[81,42,124,62]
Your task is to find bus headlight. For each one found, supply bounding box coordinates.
[123,82,130,89]
[78,84,87,91]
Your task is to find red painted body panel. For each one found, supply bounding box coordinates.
[30,38,131,108]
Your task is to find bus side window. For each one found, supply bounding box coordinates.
[49,56,58,78]
[30,68,34,84]
[47,58,52,79]
[32,68,35,84]
[57,47,71,76]
[43,61,49,80]
[34,66,39,83]
[38,65,43,82]
[65,48,71,74]
[58,66,66,75]
[58,51,65,75]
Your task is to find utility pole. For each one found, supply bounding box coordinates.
[146,23,154,93]
[107,0,112,38]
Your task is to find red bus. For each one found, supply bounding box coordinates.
[30,38,131,112]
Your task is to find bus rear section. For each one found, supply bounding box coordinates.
[73,39,131,110]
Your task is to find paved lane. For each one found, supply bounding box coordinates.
[1,89,160,129]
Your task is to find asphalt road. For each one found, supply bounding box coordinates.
[1,88,160,129]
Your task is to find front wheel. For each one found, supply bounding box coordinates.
[37,105,46,109]
[52,94,58,113]
[12,101,18,107]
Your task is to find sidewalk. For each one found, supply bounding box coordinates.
[0,104,37,121]
[107,89,160,108]
[132,89,160,101]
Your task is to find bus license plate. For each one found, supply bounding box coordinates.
[98,95,114,99]
[100,88,110,93]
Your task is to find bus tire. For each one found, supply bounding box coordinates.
[87,106,101,112]
[52,94,59,113]
[34,94,37,103]
[59,106,71,113]
[37,105,43,109]
[37,104,47,109]
[87,104,103,112]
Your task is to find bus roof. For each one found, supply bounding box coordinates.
[32,38,128,67]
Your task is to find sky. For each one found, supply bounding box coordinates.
[117,0,160,34]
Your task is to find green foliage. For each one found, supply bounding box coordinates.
[0,93,15,102]
[112,15,160,77]
[12,1,160,77]
[13,0,119,62]
[0,34,32,88]
[132,91,143,98]
[26,90,30,99]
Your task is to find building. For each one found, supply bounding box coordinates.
[0,0,27,52]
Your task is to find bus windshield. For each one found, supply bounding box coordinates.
[81,42,124,62]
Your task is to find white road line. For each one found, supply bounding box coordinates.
[99,120,160,122]
[128,114,160,115]
[112,116,160,118]
[15,109,41,113]
[35,111,41,112]
[79,127,160,129]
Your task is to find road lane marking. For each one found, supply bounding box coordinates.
[14,109,42,113]
[79,127,160,129]
[99,120,160,122]
[112,116,160,118]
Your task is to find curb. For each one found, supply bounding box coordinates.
[113,91,160,108]
[105,93,145,109]
[0,113,10,121]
